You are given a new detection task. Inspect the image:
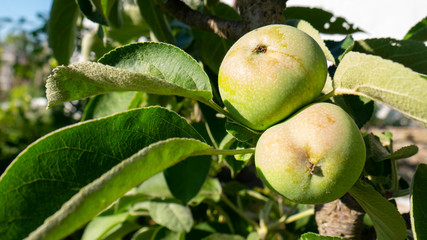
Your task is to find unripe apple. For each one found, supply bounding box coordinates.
[255,103,366,204]
[218,24,327,130]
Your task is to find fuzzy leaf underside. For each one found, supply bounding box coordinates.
[46,42,212,107]
[333,52,427,127]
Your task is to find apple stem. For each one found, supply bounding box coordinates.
[314,90,336,103]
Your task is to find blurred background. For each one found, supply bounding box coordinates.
[0,0,426,185]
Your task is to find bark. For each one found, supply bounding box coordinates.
[315,193,365,239]
[163,0,286,40]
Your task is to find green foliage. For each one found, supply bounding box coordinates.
[1,1,426,240]
[48,0,79,65]
[411,164,427,240]
[349,181,407,240]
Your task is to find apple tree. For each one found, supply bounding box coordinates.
[0,0,426,239]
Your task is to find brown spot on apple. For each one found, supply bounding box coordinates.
[253,44,267,54]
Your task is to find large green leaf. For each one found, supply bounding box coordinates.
[411,163,427,240]
[284,7,363,34]
[137,0,175,44]
[0,107,207,240]
[46,42,213,107]
[48,0,79,65]
[333,52,427,127]
[349,181,406,240]
[353,38,427,74]
[27,138,211,240]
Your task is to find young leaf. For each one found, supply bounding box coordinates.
[26,138,211,240]
[0,107,206,240]
[300,232,346,240]
[404,16,427,42]
[48,0,79,65]
[284,7,363,34]
[149,200,194,232]
[136,0,176,44]
[286,19,335,65]
[349,180,407,240]
[333,52,427,127]
[380,145,419,161]
[353,38,427,74]
[164,156,211,205]
[411,163,427,240]
[46,42,213,107]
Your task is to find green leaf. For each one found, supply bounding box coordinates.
[82,91,141,120]
[190,177,222,205]
[225,120,261,144]
[333,52,427,127]
[193,30,234,74]
[131,227,157,240]
[48,0,79,65]
[349,180,407,240]
[164,156,211,205]
[77,0,108,25]
[284,7,363,34]
[107,5,150,44]
[353,38,427,74]
[411,163,427,240]
[287,19,335,64]
[149,200,194,232]
[300,232,346,240]
[332,95,373,128]
[152,227,185,240]
[0,107,208,240]
[27,138,211,240]
[404,16,427,41]
[325,35,355,63]
[46,42,213,107]
[137,0,176,44]
[81,212,138,240]
[380,145,419,161]
[103,0,123,28]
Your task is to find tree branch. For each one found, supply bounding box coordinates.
[164,0,244,40]
[163,0,287,40]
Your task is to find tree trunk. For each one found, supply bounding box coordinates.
[315,193,365,239]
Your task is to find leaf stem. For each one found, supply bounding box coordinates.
[220,193,259,230]
[196,148,256,156]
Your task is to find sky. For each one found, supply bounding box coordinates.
[0,0,52,38]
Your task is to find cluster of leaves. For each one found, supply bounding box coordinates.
[0,1,426,240]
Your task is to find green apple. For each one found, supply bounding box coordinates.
[218,24,327,130]
[255,103,366,204]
